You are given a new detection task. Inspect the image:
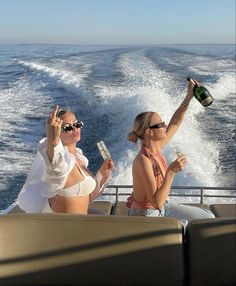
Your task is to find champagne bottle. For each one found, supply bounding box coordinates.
[187,76,214,107]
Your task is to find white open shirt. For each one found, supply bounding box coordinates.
[17,138,106,213]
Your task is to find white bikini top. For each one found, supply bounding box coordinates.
[57,164,96,197]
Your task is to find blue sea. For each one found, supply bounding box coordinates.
[0,44,235,210]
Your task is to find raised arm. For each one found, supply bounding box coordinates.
[46,106,63,162]
[159,80,195,149]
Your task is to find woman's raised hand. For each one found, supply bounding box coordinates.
[186,78,200,100]
[46,106,63,146]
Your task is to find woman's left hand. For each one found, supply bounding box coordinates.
[99,159,115,177]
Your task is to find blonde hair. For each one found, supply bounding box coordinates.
[127,111,155,143]
[57,109,76,121]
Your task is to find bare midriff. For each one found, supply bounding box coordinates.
[49,195,89,214]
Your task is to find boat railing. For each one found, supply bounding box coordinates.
[102,185,236,204]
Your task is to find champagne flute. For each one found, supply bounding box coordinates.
[97,141,111,161]
[174,145,192,176]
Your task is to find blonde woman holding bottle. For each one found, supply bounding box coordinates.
[127,80,215,223]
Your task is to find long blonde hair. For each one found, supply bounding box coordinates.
[127,111,155,143]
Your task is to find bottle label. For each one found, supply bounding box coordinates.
[200,96,214,107]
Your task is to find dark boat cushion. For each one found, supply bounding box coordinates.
[185,218,236,286]
[0,214,184,286]
[209,203,236,217]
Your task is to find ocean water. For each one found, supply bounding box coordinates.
[0,44,235,210]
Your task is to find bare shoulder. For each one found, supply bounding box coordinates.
[133,152,152,171]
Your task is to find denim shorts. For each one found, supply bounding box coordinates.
[128,200,215,221]
[128,207,165,217]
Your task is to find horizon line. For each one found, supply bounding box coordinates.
[0,42,235,46]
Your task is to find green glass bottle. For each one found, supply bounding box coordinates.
[187,76,214,107]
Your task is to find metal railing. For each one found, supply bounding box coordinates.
[102,185,236,204]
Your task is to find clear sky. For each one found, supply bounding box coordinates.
[0,0,235,45]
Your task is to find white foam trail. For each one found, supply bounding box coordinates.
[95,50,221,187]
[0,56,92,197]
[16,59,89,89]
[0,183,8,191]
[210,72,236,101]
[188,56,235,76]
[0,76,53,187]
[111,149,136,185]
[159,57,183,67]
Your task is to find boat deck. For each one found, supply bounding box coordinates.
[0,185,235,286]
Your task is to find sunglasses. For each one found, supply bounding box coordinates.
[149,121,166,129]
[61,121,84,133]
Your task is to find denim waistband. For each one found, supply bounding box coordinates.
[128,207,165,217]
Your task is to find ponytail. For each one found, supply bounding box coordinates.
[127,131,139,143]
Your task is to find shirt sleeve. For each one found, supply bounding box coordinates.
[16,138,78,212]
[38,138,74,188]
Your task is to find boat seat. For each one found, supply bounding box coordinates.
[112,201,129,215]
[7,201,113,215]
[88,200,113,215]
[209,203,236,217]
[7,204,25,214]
[185,217,236,286]
[0,214,184,286]
[112,201,212,216]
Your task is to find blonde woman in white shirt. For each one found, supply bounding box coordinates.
[17,106,114,214]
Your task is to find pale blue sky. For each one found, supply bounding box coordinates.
[0,0,235,44]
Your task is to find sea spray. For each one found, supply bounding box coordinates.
[0,44,235,210]
[108,50,219,187]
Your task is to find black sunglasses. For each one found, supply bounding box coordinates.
[149,121,166,129]
[62,121,84,132]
